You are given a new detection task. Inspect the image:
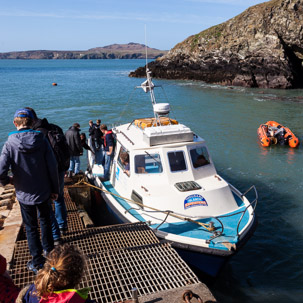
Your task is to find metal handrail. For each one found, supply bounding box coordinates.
[214,185,258,240]
[236,185,258,235]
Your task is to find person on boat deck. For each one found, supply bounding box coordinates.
[80,133,94,154]
[120,152,130,177]
[91,119,104,165]
[16,244,95,303]
[25,107,67,243]
[88,120,95,138]
[65,123,83,176]
[100,124,114,181]
[94,119,103,151]
[0,254,20,303]
[0,108,58,274]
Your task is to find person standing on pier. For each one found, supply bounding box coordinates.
[26,107,69,241]
[0,108,59,274]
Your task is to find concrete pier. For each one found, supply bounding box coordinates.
[0,182,216,303]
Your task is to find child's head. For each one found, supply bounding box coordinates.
[35,244,86,298]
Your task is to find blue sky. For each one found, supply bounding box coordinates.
[0,0,268,52]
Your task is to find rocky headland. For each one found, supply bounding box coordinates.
[130,0,303,89]
[0,43,167,60]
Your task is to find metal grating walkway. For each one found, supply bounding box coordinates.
[10,187,200,303]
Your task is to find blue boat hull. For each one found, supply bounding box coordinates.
[175,247,228,277]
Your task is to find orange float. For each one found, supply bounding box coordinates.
[52,82,57,86]
[257,121,299,148]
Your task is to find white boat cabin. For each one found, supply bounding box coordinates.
[111,117,240,220]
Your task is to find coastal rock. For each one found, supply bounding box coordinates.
[0,43,167,60]
[130,0,303,89]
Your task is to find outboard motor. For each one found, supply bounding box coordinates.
[275,126,286,145]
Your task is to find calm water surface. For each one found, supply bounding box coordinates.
[0,60,302,302]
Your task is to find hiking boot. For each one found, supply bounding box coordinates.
[60,227,68,236]
[43,249,52,258]
[54,238,62,246]
[27,260,44,275]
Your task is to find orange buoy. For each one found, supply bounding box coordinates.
[52,83,57,86]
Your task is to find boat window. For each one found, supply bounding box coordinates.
[168,151,187,172]
[135,153,163,174]
[190,146,210,169]
[117,146,130,177]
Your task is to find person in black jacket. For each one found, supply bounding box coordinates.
[80,133,94,154]
[25,107,67,244]
[65,123,83,176]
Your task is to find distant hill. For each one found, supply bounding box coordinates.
[130,0,303,89]
[0,43,167,59]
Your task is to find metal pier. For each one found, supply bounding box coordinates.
[9,187,202,303]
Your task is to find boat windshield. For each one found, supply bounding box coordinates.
[167,151,187,172]
[190,146,210,168]
[135,153,163,174]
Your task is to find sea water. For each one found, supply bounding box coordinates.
[0,59,302,302]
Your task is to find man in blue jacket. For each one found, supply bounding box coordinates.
[0,108,59,273]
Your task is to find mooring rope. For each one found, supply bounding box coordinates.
[75,178,215,232]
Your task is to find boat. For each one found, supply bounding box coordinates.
[86,69,258,278]
[257,121,299,148]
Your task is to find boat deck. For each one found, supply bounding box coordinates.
[101,178,250,250]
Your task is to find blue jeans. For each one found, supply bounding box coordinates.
[103,152,113,180]
[68,156,80,174]
[19,199,54,266]
[49,201,60,241]
[95,148,104,165]
[53,171,67,230]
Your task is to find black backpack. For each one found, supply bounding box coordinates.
[47,124,70,171]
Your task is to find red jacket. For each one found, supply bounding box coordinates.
[0,254,20,303]
[20,284,94,303]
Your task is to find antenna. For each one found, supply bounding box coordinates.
[145,25,148,69]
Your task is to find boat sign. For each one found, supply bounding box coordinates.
[184,194,208,209]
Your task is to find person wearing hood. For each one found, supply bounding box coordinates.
[65,123,83,176]
[25,107,69,244]
[0,108,59,274]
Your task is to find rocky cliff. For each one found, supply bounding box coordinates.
[0,43,167,60]
[130,0,303,89]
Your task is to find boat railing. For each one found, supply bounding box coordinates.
[210,185,258,241]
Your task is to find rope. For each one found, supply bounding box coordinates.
[75,178,215,232]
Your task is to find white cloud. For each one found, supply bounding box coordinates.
[0,9,224,26]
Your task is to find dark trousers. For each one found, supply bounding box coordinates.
[19,199,54,266]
